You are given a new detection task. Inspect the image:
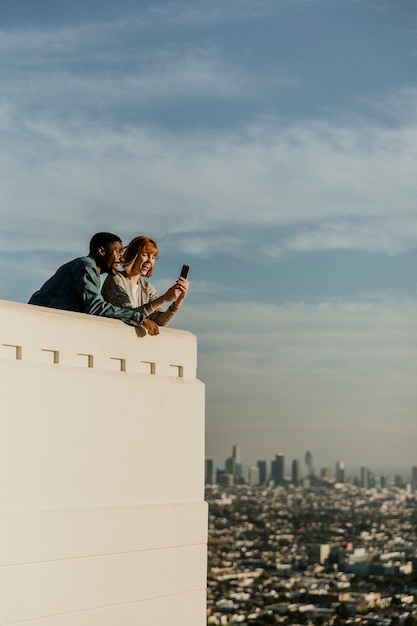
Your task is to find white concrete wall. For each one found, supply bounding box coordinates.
[0,300,207,626]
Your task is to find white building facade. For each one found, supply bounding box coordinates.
[0,299,207,625]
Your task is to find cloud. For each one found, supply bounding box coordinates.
[0,2,289,109]
[1,47,256,108]
[1,105,417,258]
[176,234,247,257]
[263,216,417,256]
[122,0,278,32]
[184,295,417,375]
[1,1,417,264]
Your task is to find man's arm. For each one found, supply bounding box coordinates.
[78,262,144,326]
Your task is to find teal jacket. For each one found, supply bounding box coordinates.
[29,255,143,327]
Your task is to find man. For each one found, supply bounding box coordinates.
[28,232,159,335]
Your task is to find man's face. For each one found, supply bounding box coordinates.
[100,240,124,275]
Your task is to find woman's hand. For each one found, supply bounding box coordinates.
[162,283,182,302]
[174,276,189,304]
[147,276,190,313]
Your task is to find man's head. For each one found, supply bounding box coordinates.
[89,232,123,275]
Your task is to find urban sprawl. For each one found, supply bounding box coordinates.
[206,448,417,626]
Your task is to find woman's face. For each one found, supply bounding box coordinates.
[131,248,158,276]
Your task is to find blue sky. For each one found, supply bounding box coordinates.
[1,0,416,475]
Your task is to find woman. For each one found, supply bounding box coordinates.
[101,235,189,326]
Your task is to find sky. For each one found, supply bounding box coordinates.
[0,0,416,476]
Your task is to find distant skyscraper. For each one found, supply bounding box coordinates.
[335,460,345,483]
[248,466,260,486]
[232,445,240,465]
[368,471,375,489]
[205,458,214,485]
[321,467,331,480]
[271,453,285,485]
[304,450,314,477]
[292,459,301,486]
[257,460,267,485]
[216,469,233,487]
[395,474,405,488]
[412,466,417,492]
[360,466,369,489]
[225,445,242,482]
[225,456,234,475]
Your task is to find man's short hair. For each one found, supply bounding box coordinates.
[89,232,122,254]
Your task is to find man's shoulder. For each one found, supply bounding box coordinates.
[74,255,96,267]
[67,255,98,274]
[59,256,100,290]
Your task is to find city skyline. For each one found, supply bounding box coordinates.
[207,445,417,481]
[0,1,416,469]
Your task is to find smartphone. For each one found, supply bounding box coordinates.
[180,264,189,279]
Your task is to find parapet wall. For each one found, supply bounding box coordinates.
[0,300,207,626]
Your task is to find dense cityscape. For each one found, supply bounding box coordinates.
[205,447,417,626]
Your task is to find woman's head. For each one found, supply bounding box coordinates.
[122,235,159,277]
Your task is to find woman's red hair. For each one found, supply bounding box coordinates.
[122,236,159,277]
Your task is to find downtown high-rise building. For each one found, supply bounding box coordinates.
[412,466,417,492]
[336,460,345,483]
[225,444,242,482]
[248,466,260,486]
[257,460,267,485]
[292,459,301,486]
[205,458,214,485]
[304,450,314,478]
[360,466,369,489]
[321,467,331,480]
[271,453,285,485]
